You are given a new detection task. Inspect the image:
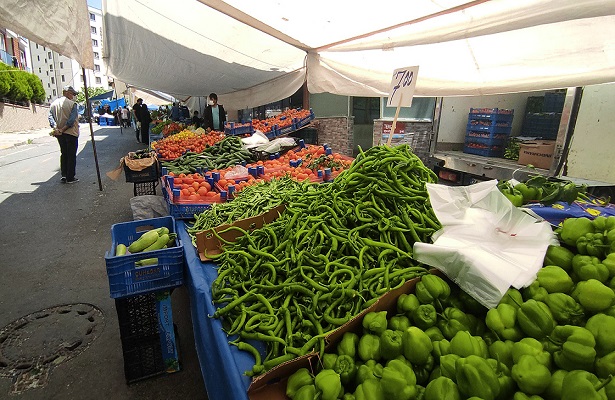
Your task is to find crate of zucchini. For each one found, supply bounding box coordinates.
[206,144,442,379]
[161,136,255,175]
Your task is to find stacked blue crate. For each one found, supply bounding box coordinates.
[464,108,514,157]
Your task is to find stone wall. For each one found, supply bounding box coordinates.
[0,102,50,133]
[312,116,354,156]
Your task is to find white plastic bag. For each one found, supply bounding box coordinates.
[413,180,557,308]
[242,130,269,149]
[224,165,249,180]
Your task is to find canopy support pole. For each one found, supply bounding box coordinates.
[83,67,103,191]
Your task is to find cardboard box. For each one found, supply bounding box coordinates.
[247,272,437,399]
[517,141,555,169]
[195,204,286,261]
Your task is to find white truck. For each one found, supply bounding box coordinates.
[428,83,615,195]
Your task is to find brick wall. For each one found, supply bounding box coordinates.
[312,116,354,157]
[0,102,51,133]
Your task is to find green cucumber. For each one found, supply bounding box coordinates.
[127,230,160,253]
[115,244,127,256]
[143,233,170,252]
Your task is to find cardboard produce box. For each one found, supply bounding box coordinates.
[517,140,555,169]
[195,204,286,261]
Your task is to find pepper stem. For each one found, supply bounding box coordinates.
[594,374,613,392]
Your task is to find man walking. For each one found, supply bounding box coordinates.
[48,86,80,184]
[133,98,152,144]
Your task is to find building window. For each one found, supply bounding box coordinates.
[94,64,100,72]
[80,75,83,82]
[61,75,65,82]
[59,62,63,68]
[36,44,39,49]
[51,77,55,84]
[37,55,40,61]
[38,68,41,73]
[90,13,95,21]
[47,83,50,88]
[93,52,99,59]
[91,26,97,34]
[53,89,56,96]
[48,51,52,59]
[92,39,98,47]
[49,64,53,70]
[95,77,101,84]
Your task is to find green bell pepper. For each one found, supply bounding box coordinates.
[543,369,568,400]
[438,307,472,340]
[294,384,316,400]
[560,217,595,247]
[334,355,357,386]
[355,360,383,385]
[425,376,460,400]
[595,350,615,379]
[458,289,487,316]
[544,292,586,326]
[363,311,388,335]
[414,355,435,386]
[489,340,515,368]
[486,303,523,341]
[544,245,574,271]
[380,329,403,361]
[512,338,552,369]
[499,288,524,309]
[513,393,545,400]
[432,339,451,358]
[354,378,384,400]
[537,266,574,293]
[561,370,609,400]
[572,279,615,312]
[358,334,381,362]
[499,181,524,207]
[585,313,615,357]
[517,299,555,339]
[381,358,417,400]
[342,394,355,400]
[439,354,460,380]
[515,182,541,203]
[547,325,597,371]
[424,326,445,342]
[286,368,314,399]
[314,369,343,400]
[323,353,338,370]
[388,315,411,332]
[338,332,359,358]
[511,355,552,395]
[413,304,437,330]
[456,355,501,400]
[415,275,450,307]
[602,253,615,278]
[466,314,487,337]
[402,326,433,365]
[486,358,516,400]
[397,293,420,316]
[577,232,609,258]
[593,215,615,233]
[572,254,609,282]
[450,330,489,358]
[522,281,549,303]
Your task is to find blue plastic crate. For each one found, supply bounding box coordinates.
[279,125,295,136]
[522,113,562,139]
[295,109,315,128]
[468,111,514,124]
[463,144,504,157]
[166,200,212,219]
[465,134,507,147]
[99,118,108,126]
[224,122,254,136]
[105,216,184,299]
[466,124,512,134]
[543,92,565,113]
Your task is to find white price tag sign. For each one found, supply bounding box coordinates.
[387,66,419,107]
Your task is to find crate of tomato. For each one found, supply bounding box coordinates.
[162,172,225,219]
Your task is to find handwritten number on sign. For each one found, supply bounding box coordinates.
[389,70,414,106]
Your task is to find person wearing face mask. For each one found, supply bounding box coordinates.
[203,93,226,132]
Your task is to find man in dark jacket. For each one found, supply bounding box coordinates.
[203,93,226,132]
[132,98,152,143]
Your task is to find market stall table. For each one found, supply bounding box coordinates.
[177,221,254,400]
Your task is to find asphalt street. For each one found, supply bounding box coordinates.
[0,124,207,399]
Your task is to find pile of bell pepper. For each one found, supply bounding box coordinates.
[284,215,615,399]
[498,175,586,207]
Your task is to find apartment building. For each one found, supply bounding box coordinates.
[0,28,31,72]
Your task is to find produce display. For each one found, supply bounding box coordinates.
[152,129,225,160]
[151,120,185,136]
[160,136,254,173]
[251,108,313,134]
[165,172,222,203]
[114,226,177,266]
[210,144,441,376]
[284,215,615,399]
[498,175,587,207]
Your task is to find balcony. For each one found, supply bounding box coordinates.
[0,49,13,66]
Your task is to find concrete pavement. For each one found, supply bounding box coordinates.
[0,124,207,400]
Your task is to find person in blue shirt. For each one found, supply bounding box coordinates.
[170,102,180,121]
[203,93,226,132]
[48,86,80,183]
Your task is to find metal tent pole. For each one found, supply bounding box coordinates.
[83,68,103,191]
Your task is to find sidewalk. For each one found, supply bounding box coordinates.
[0,126,55,149]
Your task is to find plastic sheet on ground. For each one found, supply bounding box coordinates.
[130,195,169,221]
[413,180,557,309]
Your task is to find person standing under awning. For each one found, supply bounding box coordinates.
[203,93,226,132]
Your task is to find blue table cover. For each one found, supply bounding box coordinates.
[526,201,615,226]
[177,221,254,400]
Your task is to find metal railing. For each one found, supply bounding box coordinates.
[0,49,13,66]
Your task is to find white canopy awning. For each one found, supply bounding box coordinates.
[93,0,615,108]
[0,0,94,70]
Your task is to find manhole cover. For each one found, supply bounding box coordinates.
[0,303,104,394]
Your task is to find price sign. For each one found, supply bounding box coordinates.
[387,66,419,107]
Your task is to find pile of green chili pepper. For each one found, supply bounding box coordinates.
[187,177,313,246]
[210,144,441,376]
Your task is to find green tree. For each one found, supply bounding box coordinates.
[8,70,33,102]
[25,73,45,103]
[75,87,108,104]
[0,63,11,97]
